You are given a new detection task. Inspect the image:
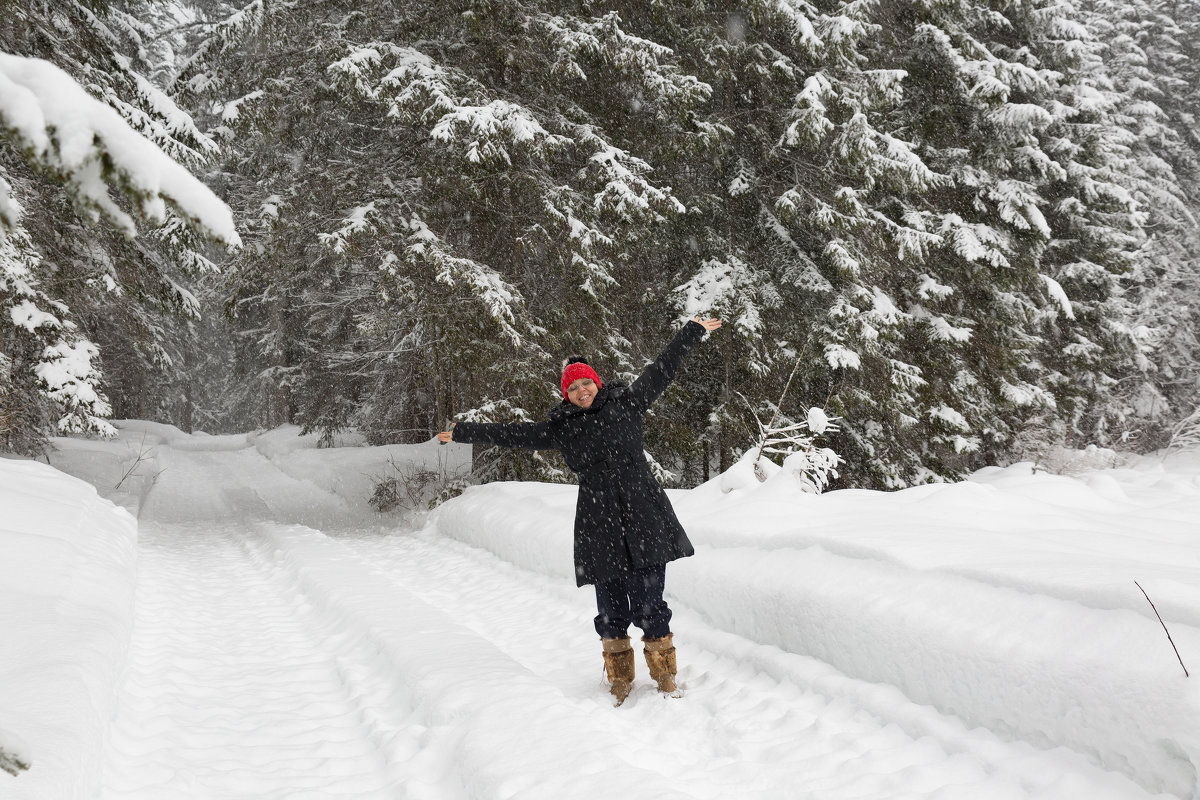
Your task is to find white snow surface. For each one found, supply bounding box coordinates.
[1,421,1198,799]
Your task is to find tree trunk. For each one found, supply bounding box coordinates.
[433,323,446,437]
[719,341,733,472]
[179,381,194,433]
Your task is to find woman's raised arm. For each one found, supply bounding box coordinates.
[628,316,721,412]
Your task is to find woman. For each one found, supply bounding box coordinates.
[438,316,721,705]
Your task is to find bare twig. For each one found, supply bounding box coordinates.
[754,340,809,468]
[114,434,155,491]
[1135,581,1189,678]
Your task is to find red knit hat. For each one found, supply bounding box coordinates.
[561,362,602,399]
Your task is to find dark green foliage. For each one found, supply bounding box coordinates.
[1,1,230,453]
[110,0,1200,484]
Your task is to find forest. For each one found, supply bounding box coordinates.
[2,0,1199,489]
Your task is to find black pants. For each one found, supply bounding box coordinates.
[593,564,671,639]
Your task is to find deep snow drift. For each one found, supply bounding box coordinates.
[1,421,1197,799]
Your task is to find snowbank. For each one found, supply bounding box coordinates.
[43,420,191,516]
[0,457,138,798]
[248,425,472,521]
[45,421,471,525]
[433,451,1200,797]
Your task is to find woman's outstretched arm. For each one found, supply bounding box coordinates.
[629,316,721,412]
[437,420,555,450]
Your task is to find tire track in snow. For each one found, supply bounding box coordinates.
[343,529,1169,800]
[259,523,704,799]
[433,483,1200,797]
[103,441,1184,798]
[100,444,426,799]
[98,522,405,799]
[103,443,701,799]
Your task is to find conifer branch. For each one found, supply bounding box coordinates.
[1135,581,1189,678]
[0,746,30,776]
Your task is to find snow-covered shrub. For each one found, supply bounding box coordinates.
[1168,407,1200,451]
[782,446,842,494]
[368,455,469,514]
[752,405,843,493]
[1031,444,1124,476]
[429,477,472,510]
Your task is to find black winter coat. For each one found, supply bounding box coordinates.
[452,320,706,587]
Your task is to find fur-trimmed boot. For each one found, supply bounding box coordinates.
[642,634,678,694]
[601,636,635,706]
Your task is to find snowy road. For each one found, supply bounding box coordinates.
[67,429,1191,800]
[99,447,404,798]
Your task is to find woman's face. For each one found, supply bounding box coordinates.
[566,377,598,409]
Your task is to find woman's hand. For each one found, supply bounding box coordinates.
[693,316,722,332]
[437,422,456,444]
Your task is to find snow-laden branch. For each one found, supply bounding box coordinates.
[754,405,843,492]
[0,53,239,246]
[0,729,30,776]
[1168,407,1200,451]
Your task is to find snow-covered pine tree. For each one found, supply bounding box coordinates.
[178,0,707,480]
[843,0,1070,481]
[629,1,978,486]
[994,0,1143,449]
[626,0,1184,485]
[1078,0,1200,445]
[827,0,1176,480]
[42,0,1188,486]
[1,1,236,453]
[1076,0,1200,446]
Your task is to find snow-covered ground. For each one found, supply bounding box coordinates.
[1,421,1198,799]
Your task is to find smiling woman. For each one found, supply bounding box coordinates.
[438,316,722,704]
[562,358,602,408]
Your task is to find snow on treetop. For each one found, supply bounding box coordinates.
[824,343,861,370]
[319,203,379,253]
[221,90,264,122]
[431,100,565,152]
[0,53,239,246]
[0,173,23,234]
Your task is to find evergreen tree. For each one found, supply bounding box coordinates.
[179,0,708,478]
[1,0,236,453]
[1081,0,1200,445]
[164,0,1200,486]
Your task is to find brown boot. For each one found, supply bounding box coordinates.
[643,633,678,694]
[601,636,635,706]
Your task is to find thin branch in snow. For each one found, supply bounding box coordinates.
[1135,581,1189,678]
[754,340,809,477]
[114,434,155,491]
